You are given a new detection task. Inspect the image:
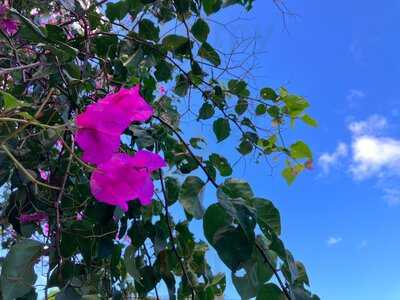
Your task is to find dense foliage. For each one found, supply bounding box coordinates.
[0,0,319,299]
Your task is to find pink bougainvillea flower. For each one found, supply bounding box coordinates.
[39,169,50,181]
[55,139,63,152]
[19,212,48,224]
[0,5,19,36]
[0,18,19,36]
[90,151,166,211]
[159,85,166,96]
[0,4,7,16]
[42,222,49,236]
[75,86,153,164]
[98,85,153,123]
[75,127,121,164]
[76,211,84,221]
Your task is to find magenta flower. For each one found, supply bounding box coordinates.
[39,169,50,181]
[19,212,48,224]
[76,211,84,221]
[98,86,153,123]
[75,85,153,165]
[159,85,167,96]
[0,18,18,35]
[0,5,6,15]
[90,151,166,211]
[0,5,19,36]
[42,222,49,236]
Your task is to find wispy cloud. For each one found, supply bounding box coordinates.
[349,40,364,64]
[347,89,365,102]
[346,89,366,109]
[318,143,348,174]
[327,237,342,246]
[382,188,400,206]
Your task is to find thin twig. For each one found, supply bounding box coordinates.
[1,144,60,190]
[0,62,42,76]
[54,137,74,267]
[159,170,195,300]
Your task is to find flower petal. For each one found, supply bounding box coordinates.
[128,150,166,172]
[75,128,120,164]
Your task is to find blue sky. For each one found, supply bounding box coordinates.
[179,1,400,299]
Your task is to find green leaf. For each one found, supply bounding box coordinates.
[232,246,276,299]
[203,204,253,271]
[179,176,205,219]
[282,163,304,185]
[209,153,232,177]
[174,0,190,14]
[290,141,312,159]
[202,0,222,15]
[139,18,160,41]
[220,178,254,200]
[0,239,43,300]
[198,102,215,120]
[162,35,191,55]
[237,140,253,155]
[189,137,206,149]
[213,118,230,142]
[214,226,253,271]
[198,42,221,66]
[165,176,180,206]
[217,183,256,239]
[235,98,248,115]
[154,61,173,82]
[282,94,309,118]
[256,104,267,115]
[106,1,129,22]
[174,74,190,97]
[301,114,318,127]
[228,80,249,97]
[9,8,46,41]
[253,197,281,235]
[267,106,280,118]
[191,18,210,42]
[260,87,278,101]
[256,283,286,300]
[0,91,30,109]
[46,24,66,42]
[203,203,232,243]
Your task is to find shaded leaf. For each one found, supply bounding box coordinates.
[213,118,230,142]
[191,18,210,42]
[0,239,43,300]
[199,42,221,66]
[179,176,205,219]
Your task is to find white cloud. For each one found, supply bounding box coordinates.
[318,142,348,174]
[327,237,342,246]
[320,114,400,205]
[350,135,400,180]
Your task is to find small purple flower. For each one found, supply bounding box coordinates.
[76,211,84,221]
[19,212,48,224]
[39,169,50,181]
[0,4,19,36]
[42,222,49,236]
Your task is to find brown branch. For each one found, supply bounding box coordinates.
[0,62,42,76]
